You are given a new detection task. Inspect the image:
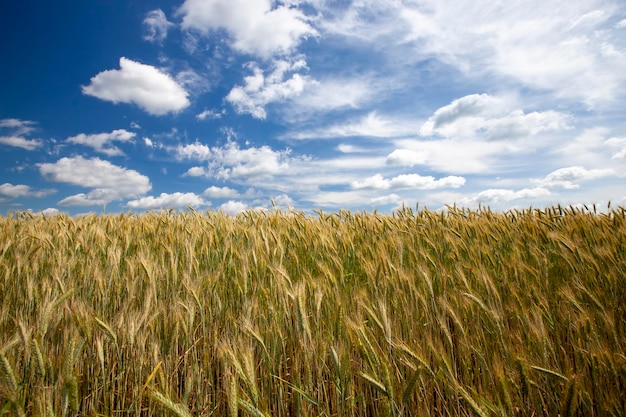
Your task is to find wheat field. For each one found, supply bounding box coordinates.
[0,205,625,416]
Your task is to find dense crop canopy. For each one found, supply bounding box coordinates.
[0,206,625,416]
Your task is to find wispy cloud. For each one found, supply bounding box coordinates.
[0,118,38,136]
[284,111,421,140]
[0,119,43,150]
[318,0,626,107]
[142,9,174,44]
[66,129,135,156]
[196,108,225,120]
[0,135,43,151]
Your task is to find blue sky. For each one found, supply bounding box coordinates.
[1,0,625,215]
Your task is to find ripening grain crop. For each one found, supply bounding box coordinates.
[0,205,625,416]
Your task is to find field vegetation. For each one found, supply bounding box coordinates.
[0,205,625,416]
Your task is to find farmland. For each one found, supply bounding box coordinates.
[0,205,625,416]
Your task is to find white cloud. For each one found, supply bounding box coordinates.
[272,194,294,209]
[219,200,248,215]
[82,57,190,115]
[203,186,239,198]
[391,137,504,174]
[36,208,60,216]
[175,68,213,94]
[351,173,465,190]
[370,194,401,205]
[0,118,37,136]
[421,94,503,134]
[420,94,570,140]
[177,0,317,58]
[127,192,206,210]
[57,190,124,207]
[0,118,43,150]
[180,140,300,180]
[226,60,309,119]
[286,77,377,119]
[0,136,43,150]
[462,187,552,205]
[196,109,225,120]
[324,1,626,107]
[176,141,212,161]
[143,9,174,44]
[183,166,207,177]
[0,183,54,199]
[66,129,136,156]
[557,128,614,166]
[212,141,294,179]
[285,111,421,140]
[38,156,151,206]
[336,144,368,153]
[537,166,617,189]
[303,190,384,208]
[605,137,626,159]
[386,149,428,167]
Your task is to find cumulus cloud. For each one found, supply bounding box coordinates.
[351,173,465,190]
[66,129,136,156]
[0,183,55,199]
[35,208,60,216]
[226,60,309,119]
[462,187,552,205]
[176,141,212,161]
[386,149,428,167]
[219,200,248,215]
[423,94,503,132]
[420,94,570,140]
[203,186,239,198]
[178,140,299,180]
[177,0,317,58]
[127,192,206,209]
[143,9,174,43]
[82,57,190,115]
[214,141,293,179]
[183,166,207,177]
[537,166,616,189]
[38,156,151,206]
[272,194,294,209]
